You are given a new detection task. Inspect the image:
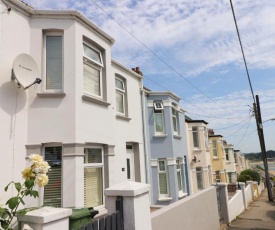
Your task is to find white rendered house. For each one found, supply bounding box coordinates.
[0,0,146,213]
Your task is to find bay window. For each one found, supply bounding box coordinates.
[176,159,182,192]
[172,107,178,134]
[44,146,62,207]
[158,160,169,197]
[154,102,164,134]
[192,127,200,148]
[83,43,103,97]
[44,33,63,91]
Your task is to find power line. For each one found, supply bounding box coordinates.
[229,0,255,104]
[212,115,253,130]
[223,115,253,138]
[90,0,241,118]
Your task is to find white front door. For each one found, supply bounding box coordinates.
[126,145,135,181]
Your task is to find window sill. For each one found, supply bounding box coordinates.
[116,114,131,121]
[193,148,202,152]
[93,207,108,220]
[154,134,167,138]
[178,192,188,199]
[213,157,219,160]
[82,94,110,107]
[158,197,173,202]
[173,134,182,139]
[37,92,66,98]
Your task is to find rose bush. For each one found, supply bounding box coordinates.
[0,154,50,230]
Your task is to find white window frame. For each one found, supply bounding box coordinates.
[115,77,126,115]
[192,126,200,148]
[196,167,204,190]
[83,42,103,98]
[213,140,218,157]
[204,127,209,149]
[84,147,104,209]
[172,106,178,134]
[153,102,164,110]
[176,159,183,192]
[43,32,64,92]
[158,160,169,198]
[225,149,229,161]
[154,102,165,134]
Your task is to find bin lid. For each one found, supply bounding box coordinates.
[70,208,93,219]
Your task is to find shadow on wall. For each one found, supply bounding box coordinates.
[0,81,27,138]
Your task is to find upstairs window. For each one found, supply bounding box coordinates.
[225,149,229,161]
[204,127,209,149]
[172,107,178,134]
[44,33,63,91]
[83,43,103,97]
[213,140,218,157]
[192,127,200,148]
[154,102,165,134]
[115,78,126,114]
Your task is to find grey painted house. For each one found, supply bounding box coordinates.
[143,89,191,205]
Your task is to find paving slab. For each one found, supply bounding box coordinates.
[225,189,275,230]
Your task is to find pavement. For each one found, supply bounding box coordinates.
[221,189,275,230]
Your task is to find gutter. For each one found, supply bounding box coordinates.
[5,0,115,45]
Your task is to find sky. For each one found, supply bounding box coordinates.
[23,0,275,153]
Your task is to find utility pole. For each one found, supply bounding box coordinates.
[254,95,273,201]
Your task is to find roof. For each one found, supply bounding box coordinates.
[5,0,115,45]
[185,115,208,124]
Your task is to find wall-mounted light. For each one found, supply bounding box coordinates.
[192,156,200,163]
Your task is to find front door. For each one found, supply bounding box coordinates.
[126,145,135,181]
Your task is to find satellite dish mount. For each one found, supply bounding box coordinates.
[12,53,42,90]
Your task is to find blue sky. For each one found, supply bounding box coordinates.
[24,0,275,153]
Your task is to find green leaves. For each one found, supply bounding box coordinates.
[25,179,35,189]
[0,208,9,220]
[6,197,19,210]
[0,219,9,230]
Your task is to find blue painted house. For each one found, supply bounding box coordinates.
[143,89,191,205]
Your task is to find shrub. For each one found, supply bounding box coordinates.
[237,174,252,183]
[239,169,261,185]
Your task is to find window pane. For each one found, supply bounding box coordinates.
[84,167,103,207]
[116,92,124,113]
[115,78,124,91]
[44,146,62,207]
[192,127,199,148]
[127,158,130,180]
[84,148,102,164]
[159,173,168,194]
[158,161,165,171]
[177,171,182,191]
[83,63,100,96]
[196,167,203,190]
[173,116,178,132]
[154,113,164,133]
[46,36,63,90]
[83,44,102,64]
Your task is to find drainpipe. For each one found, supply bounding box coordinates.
[140,85,150,186]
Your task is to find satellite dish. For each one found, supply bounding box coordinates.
[12,53,42,90]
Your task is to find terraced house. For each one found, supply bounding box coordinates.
[0,0,146,215]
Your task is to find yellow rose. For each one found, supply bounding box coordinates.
[22,167,35,179]
[36,174,49,187]
[28,154,43,163]
[33,161,50,174]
